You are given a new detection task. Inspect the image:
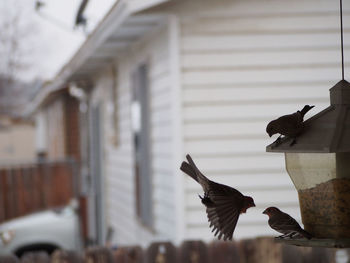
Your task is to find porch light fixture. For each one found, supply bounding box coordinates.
[266,0,350,248]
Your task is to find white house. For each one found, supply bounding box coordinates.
[30,0,346,247]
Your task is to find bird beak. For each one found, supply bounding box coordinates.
[252,202,256,207]
[268,133,272,137]
[262,209,267,214]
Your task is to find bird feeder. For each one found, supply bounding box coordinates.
[266,80,350,247]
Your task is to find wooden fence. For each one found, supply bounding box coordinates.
[0,159,78,223]
[0,238,336,263]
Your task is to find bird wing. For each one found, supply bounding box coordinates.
[276,112,303,137]
[180,154,244,240]
[269,212,301,234]
[206,181,244,241]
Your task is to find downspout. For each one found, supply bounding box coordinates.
[69,82,91,246]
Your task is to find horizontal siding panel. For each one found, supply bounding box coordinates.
[183,102,328,121]
[151,91,172,110]
[117,91,131,106]
[152,124,173,140]
[181,32,347,52]
[182,68,340,85]
[151,139,172,155]
[153,173,174,191]
[106,145,133,157]
[150,74,171,95]
[152,154,173,170]
[178,155,285,173]
[118,117,131,131]
[177,0,343,18]
[184,121,271,138]
[183,85,328,105]
[154,217,176,233]
[106,151,132,161]
[119,129,133,140]
[109,188,135,209]
[108,175,134,193]
[151,106,172,125]
[108,196,135,217]
[107,155,134,169]
[109,211,136,230]
[181,14,350,34]
[153,188,175,207]
[182,50,348,69]
[150,57,169,79]
[185,139,275,155]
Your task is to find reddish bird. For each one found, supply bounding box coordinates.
[266,105,314,146]
[180,154,256,241]
[263,207,312,239]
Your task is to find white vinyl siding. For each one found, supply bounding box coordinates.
[102,25,177,247]
[179,0,344,240]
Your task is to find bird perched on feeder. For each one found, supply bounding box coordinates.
[266,105,314,146]
[180,154,256,241]
[263,207,312,239]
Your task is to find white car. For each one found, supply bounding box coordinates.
[0,200,82,257]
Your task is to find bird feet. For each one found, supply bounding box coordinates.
[289,138,297,146]
[199,193,214,207]
[271,136,297,148]
[275,233,299,240]
[271,136,282,148]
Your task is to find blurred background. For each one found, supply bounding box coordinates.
[0,0,349,262]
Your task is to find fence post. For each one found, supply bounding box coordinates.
[15,166,25,216]
[20,251,50,263]
[300,247,335,263]
[179,240,208,263]
[7,168,16,219]
[51,249,84,263]
[113,246,143,263]
[0,168,6,222]
[146,242,177,263]
[0,255,20,263]
[85,247,115,263]
[208,241,241,263]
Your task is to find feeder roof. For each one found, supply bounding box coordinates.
[266,80,350,153]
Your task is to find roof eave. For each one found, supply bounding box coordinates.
[26,0,172,116]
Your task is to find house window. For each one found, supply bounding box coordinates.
[131,64,153,228]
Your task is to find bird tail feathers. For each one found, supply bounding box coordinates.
[300,105,315,118]
[180,161,198,182]
[180,154,209,191]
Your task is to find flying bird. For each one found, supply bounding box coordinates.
[266,105,314,146]
[180,154,255,241]
[263,207,312,239]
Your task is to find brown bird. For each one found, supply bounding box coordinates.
[266,105,314,146]
[180,154,256,241]
[263,207,312,239]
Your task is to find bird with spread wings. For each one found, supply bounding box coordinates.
[180,154,255,241]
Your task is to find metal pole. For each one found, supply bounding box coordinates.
[340,0,345,80]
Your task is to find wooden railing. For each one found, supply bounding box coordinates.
[0,159,78,223]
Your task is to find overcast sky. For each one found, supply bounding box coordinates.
[6,0,115,81]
